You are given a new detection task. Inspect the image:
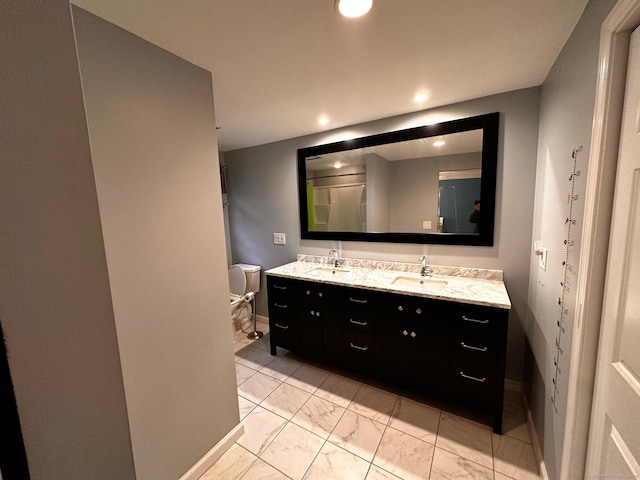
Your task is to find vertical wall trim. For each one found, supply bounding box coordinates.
[561,1,640,478]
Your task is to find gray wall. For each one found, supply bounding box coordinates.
[389,152,482,233]
[73,7,239,480]
[365,153,391,232]
[525,0,616,478]
[0,2,135,478]
[225,87,541,382]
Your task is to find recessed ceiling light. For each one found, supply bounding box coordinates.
[336,0,373,18]
[414,92,429,103]
[433,139,446,147]
[318,116,330,126]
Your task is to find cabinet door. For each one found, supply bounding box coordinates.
[298,282,334,354]
[377,293,413,382]
[408,300,449,392]
[323,312,344,360]
[377,295,450,392]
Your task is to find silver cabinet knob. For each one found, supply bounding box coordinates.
[402,330,408,336]
[306,290,310,295]
[410,331,417,338]
[310,310,314,315]
[316,311,320,317]
[416,308,422,314]
[398,305,403,311]
[318,292,323,297]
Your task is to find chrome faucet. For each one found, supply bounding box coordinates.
[419,256,432,277]
[329,249,342,268]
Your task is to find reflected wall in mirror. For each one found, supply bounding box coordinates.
[298,112,499,245]
[438,168,482,234]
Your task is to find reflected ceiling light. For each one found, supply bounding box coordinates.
[414,92,429,103]
[332,162,343,169]
[318,116,330,126]
[433,139,446,147]
[335,0,373,18]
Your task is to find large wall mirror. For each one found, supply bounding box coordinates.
[297,112,500,245]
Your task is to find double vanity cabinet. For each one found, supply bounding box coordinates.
[266,257,511,433]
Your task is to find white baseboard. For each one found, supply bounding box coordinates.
[523,397,549,480]
[178,423,244,480]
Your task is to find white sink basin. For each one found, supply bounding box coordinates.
[307,266,351,278]
[391,275,448,290]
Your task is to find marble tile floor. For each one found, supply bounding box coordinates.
[201,321,540,480]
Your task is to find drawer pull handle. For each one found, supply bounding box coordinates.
[349,343,368,351]
[349,297,368,304]
[349,319,368,326]
[273,285,287,290]
[460,371,486,383]
[461,342,488,352]
[462,315,489,324]
[274,303,288,309]
[275,323,289,330]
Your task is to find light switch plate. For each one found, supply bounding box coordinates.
[273,233,286,245]
[539,247,548,270]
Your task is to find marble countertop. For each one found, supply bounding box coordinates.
[265,255,511,310]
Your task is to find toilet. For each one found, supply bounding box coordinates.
[228,263,261,332]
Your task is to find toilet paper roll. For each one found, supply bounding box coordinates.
[244,292,255,303]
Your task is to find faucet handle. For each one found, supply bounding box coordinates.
[419,256,431,276]
[329,249,341,267]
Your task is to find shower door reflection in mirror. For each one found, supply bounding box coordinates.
[438,169,481,233]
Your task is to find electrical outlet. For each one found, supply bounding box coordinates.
[422,220,432,230]
[539,247,548,271]
[273,233,286,245]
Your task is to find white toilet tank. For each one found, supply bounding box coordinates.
[229,263,261,295]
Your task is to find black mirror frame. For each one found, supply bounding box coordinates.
[297,112,500,246]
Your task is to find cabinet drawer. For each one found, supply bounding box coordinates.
[454,337,496,364]
[336,287,377,329]
[450,361,495,409]
[344,315,375,331]
[342,288,374,309]
[451,305,507,344]
[268,278,297,303]
[453,345,495,375]
[344,330,376,371]
[270,316,298,348]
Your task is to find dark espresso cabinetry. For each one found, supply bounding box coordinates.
[266,275,509,433]
[377,294,449,393]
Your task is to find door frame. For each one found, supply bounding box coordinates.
[561,0,640,478]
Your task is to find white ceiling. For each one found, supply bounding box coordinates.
[71,0,589,152]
